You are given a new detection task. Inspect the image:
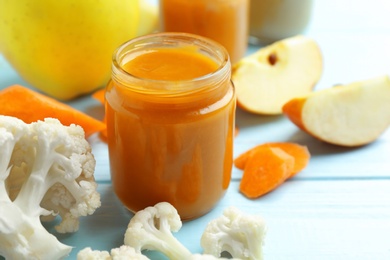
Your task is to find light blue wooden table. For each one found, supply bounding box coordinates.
[0,1,389,259]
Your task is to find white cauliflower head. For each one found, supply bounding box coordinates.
[110,245,150,260]
[201,206,266,260]
[77,247,111,260]
[77,245,149,260]
[0,116,101,259]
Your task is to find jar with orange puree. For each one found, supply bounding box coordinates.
[106,33,236,220]
[159,0,249,65]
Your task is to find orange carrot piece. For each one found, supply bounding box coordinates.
[97,123,108,142]
[234,142,310,176]
[92,88,105,104]
[239,146,294,198]
[234,149,253,170]
[92,88,108,140]
[234,126,239,137]
[0,85,106,137]
[268,142,310,176]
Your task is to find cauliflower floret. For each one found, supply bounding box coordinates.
[0,116,101,259]
[190,254,241,260]
[77,247,111,260]
[124,202,192,260]
[111,245,150,260]
[77,246,149,260]
[78,203,263,260]
[201,206,266,260]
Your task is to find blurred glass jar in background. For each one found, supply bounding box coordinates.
[159,0,249,64]
[249,0,313,45]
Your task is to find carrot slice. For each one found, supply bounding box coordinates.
[234,142,310,176]
[92,88,108,140]
[0,85,106,137]
[234,148,254,170]
[239,146,294,198]
[269,142,310,176]
[92,88,105,104]
[234,126,239,137]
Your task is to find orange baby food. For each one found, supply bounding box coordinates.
[106,33,235,220]
[160,0,249,64]
[123,48,218,80]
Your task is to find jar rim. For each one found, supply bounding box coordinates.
[111,32,231,96]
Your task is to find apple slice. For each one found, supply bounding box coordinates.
[232,35,322,115]
[283,75,390,147]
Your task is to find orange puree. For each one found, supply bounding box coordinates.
[124,48,218,80]
[160,0,249,64]
[106,42,235,220]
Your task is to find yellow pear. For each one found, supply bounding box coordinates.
[0,0,140,100]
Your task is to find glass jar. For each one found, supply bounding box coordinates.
[159,0,249,65]
[249,0,314,45]
[106,33,236,220]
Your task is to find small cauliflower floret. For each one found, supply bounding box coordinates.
[201,206,266,260]
[124,202,192,260]
[78,245,150,260]
[190,254,241,260]
[0,116,101,260]
[111,245,149,260]
[77,247,111,260]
